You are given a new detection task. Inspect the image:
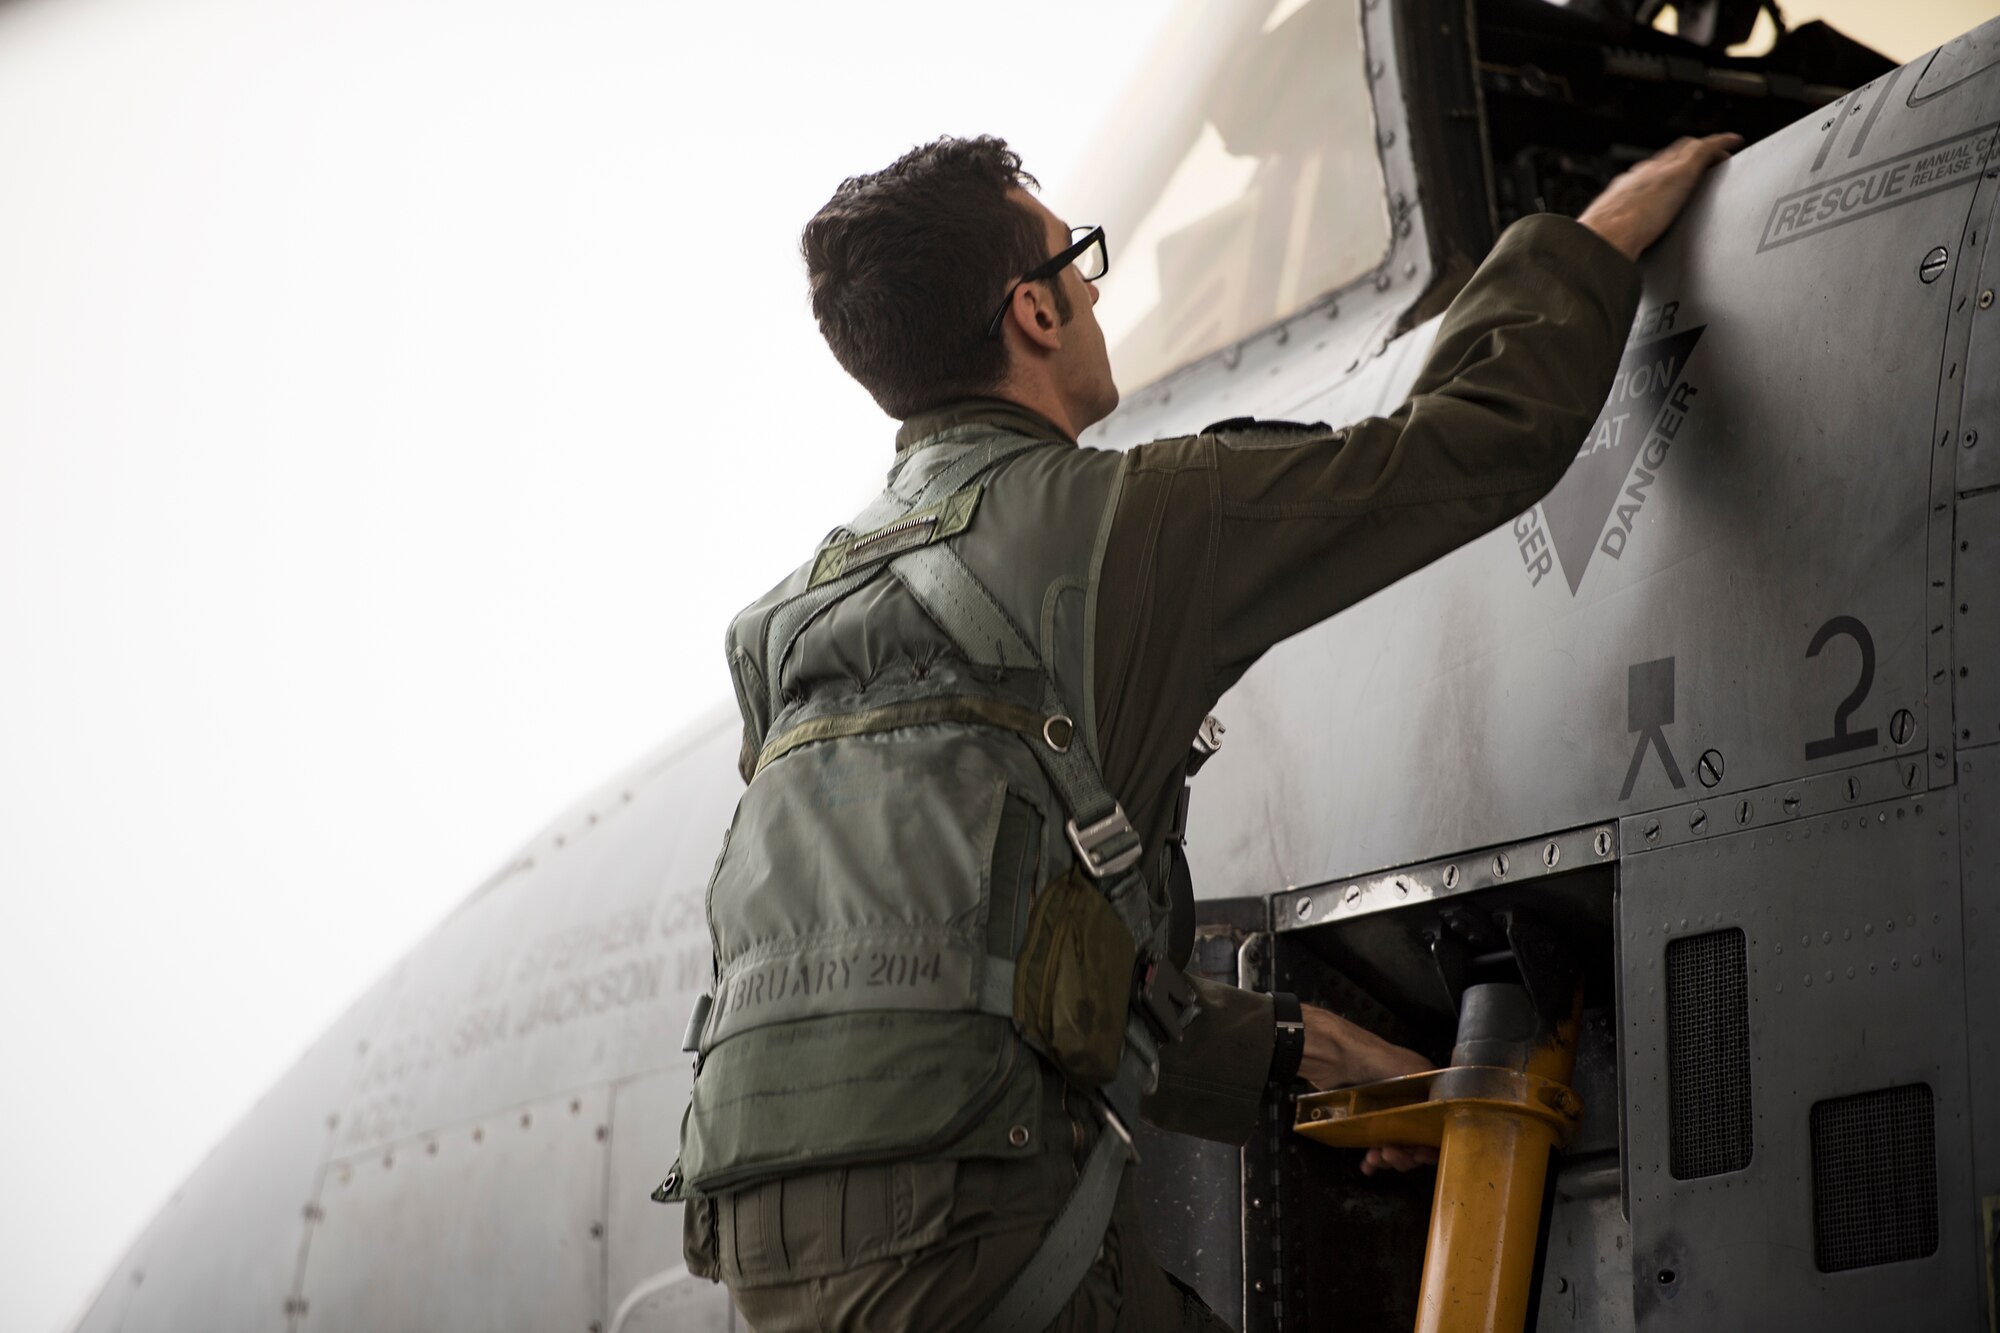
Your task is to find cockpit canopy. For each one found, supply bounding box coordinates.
[1064,0,1390,394]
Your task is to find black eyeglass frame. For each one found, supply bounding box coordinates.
[983,225,1108,341]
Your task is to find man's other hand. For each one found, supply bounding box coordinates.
[1359,1144,1438,1177]
[1577,132,1743,262]
[1298,1004,1440,1175]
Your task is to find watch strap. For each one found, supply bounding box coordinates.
[1269,990,1306,1086]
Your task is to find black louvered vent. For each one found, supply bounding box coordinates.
[1810,1084,1939,1273]
[1666,928,1753,1179]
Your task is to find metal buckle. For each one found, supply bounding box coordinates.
[681,992,713,1054]
[1185,714,1226,776]
[1066,804,1142,878]
[1097,1099,1139,1163]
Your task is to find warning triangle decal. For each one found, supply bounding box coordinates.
[1540,326,1704,595]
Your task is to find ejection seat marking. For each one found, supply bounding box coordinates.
[1535,324,1706,596]
[1622,657,1687,802]
[1811,91,1858,173]
[1845,65,1908,163]
[1804,616,1881,761]
[1760,123,2000,252]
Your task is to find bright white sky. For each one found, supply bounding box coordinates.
[0,1,1984,1330]
[0,1,1171,1327]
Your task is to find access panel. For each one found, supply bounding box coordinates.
[1619,792,1979,1328]
[300,1087,612,1333]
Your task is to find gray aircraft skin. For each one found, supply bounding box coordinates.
[67,3,2000,1331]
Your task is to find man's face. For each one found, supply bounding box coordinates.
[1010,189,1120,431]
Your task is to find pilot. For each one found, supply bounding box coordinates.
[666,131,1737,1331]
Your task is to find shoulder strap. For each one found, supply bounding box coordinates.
[891,542,1039,671]
[757,435,1048,720]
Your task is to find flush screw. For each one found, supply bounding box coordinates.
[1295,896,1314,921]
[1542,841,1561,868]
[1442,864,1460,890]
[1890,709,1916,744]
[1594,829,1613,858]
[1644,820,1661,843]
[1783,792,1801,814]
[1698,750,1724,787]
[1493,852,1511,877]
[1920,247,1950,283]
[1737,799,1753,825]
[1690,809,1708,834]
[1980,288,1994,309]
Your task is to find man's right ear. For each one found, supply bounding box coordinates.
[1005,281,1065,353]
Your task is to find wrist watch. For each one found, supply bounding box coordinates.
[1270,991,1307,1086]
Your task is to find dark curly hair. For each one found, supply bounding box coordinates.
[801,136,1069,420]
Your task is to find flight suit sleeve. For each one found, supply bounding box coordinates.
[1202,212,1641,691]
[1140,977,1274,1142]
[1097,214,1641,1146]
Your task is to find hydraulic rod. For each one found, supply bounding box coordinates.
[1294,982,1584,1333]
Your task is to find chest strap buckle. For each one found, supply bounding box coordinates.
[1066,805,1142,878]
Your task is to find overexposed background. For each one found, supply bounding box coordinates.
[0,1,1174,1327]
[0,1,1983,1330]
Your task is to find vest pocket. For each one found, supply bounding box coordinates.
[713,1157,959,1287]
[703,732,1024,1047]
[1014,866,1137,1087]
[679,1011,1033,1193]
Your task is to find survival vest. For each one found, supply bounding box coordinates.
[666,425,1199,1329]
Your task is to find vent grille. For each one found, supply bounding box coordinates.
[1666,928,1753,1179]
[1811,1084,1939,1273]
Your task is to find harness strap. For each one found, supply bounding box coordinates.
[970,1039,1153,1333]
[1032,675,1154,948]
[862,529,1155,945]
[971,1127,1128,1333]
[758,436,1047,720]
[894,429,1045,507]
[893,542,1040,671]
[977,967,1015,1019]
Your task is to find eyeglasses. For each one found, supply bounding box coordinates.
[983,225,1109,340]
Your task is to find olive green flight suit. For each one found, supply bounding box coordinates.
[694,213,1641,1331]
